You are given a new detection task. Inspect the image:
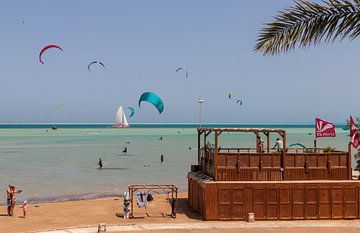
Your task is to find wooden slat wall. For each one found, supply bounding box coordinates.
[188,178,360,220]
[214,152,349,181]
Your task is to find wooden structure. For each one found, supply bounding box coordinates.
[128,184,178,218]
[188,128,360,220]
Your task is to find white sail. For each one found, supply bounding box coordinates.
[113,106,130,128]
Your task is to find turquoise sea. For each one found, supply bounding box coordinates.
[0,123,355,205]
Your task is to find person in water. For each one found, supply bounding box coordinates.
[98,158,103,169]
[122,147,128,154]
[161,154,164,163]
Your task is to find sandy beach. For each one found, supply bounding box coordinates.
[2,192,360,233]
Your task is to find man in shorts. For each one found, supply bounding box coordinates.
[6,184,12,216]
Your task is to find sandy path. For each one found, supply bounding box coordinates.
[2,193,360,233]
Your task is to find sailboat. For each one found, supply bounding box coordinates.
[113,106,130,128]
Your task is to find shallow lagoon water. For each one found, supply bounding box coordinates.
[0,125,354,204]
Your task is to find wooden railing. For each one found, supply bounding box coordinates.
[199,148,350,181]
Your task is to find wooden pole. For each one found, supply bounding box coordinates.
[266,132,270,153]
[214,130,218,181]
[348,142,352,180]
[314,139,317,152]
[130,187,133,218]
[282,133,286,180]
[197,129,201,165]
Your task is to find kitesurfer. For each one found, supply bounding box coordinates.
[122,147,128,154]
[98,158,103,169]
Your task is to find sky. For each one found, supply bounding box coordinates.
[0,0,359,124]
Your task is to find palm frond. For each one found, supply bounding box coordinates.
[255,0,360,55]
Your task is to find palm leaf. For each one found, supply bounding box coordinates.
[255,0,360,55]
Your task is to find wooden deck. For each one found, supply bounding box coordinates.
[189,128,355,220]
[188,172,360,220]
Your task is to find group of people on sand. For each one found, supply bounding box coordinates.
[6,184,27,218]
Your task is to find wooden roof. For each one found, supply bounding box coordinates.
[197,128,286,134]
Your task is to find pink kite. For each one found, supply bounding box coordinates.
[39,44,63,64]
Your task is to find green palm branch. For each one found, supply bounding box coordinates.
[255,0,360,55]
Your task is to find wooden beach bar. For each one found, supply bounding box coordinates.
[188,128,360,220]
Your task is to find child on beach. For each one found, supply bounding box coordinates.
[21,201,28,218]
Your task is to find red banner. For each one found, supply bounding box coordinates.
[350,116,360,148]
[315,118,336,137]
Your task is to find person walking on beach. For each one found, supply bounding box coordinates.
[21,201,28,218]
[161,154,164,163]
[273,138,284,152]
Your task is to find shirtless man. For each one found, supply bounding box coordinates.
[7,185,22,216]
[6,185,12,216]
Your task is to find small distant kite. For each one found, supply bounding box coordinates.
[39,44,63,64]
[87,61,105,72]
[175,67,189,78]
[56,104,64,112]
[228,91,236,99]
[138,92,164,114]
[127,107,135,118]
[236,99,243,106]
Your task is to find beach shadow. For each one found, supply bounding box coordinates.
[174,198,203,220]
[18,216,25,218]
[0,214,9,217]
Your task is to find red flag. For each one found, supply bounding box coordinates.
[350,116,360,148]
[315,118,336,137]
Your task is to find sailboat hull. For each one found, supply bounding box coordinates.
[112,124,130,128]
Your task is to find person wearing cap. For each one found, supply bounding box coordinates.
[21,201,28,218]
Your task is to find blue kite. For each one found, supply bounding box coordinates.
[138,92,164,114]
[127,107,135,118]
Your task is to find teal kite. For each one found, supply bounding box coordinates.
[138,92,164,114]
[288,143,307,149]
[127,107,135,118]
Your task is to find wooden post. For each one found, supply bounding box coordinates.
[129,187,133,218]
[197,129,201,165]
[266,132,270,153]
[282,132,286,180]
[214,130,218,181]
[348,142,352,180]
[314,139,317,152]
[255,132,259,152]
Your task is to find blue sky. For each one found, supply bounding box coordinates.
[0,0,358,123]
